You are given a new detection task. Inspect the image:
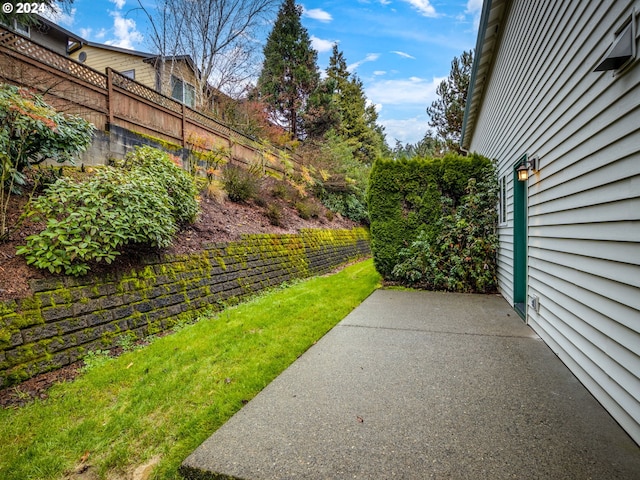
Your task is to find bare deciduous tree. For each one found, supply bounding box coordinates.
[137,0,279,106]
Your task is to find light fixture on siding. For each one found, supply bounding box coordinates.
[517,156,538,182]
[594,13,636,72]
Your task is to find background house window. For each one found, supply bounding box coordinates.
[121,69,135,80]
[13,20,30,37]
[171,75,196,108]
[499,175,507,225]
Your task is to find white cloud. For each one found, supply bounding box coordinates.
[366,76,444,105]
[348,53,380,72]
[311,36,335,53]
[110,0,127,9]
[373,70,386,76]
[402,0,437,18]
[466,0,483,30]
[41,5,76,27]
[105,12,143,49]
[303,7,332,22]
[391,51,415,59]
[466,0,483,14]
[380,116,430,144]
[364,75,447,143]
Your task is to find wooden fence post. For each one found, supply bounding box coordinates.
[106,67,113,129]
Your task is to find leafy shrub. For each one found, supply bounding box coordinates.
[120,146,199,225]
[0,84,94,240]
[321,192,368,224]
[392,173,499,293]
[17,147,198,276]
[271,182,291,200]
[368,153,495,286]
[294,200,320,220]
[222,165,260,203]
[0,84,94,175]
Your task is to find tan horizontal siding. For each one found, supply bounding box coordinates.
[71,46,156,89]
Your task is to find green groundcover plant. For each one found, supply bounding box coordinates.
[17,146,199,276]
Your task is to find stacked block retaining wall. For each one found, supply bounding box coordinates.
[0,228,370,388]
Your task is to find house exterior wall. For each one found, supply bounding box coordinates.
[29,25,68,56]
[70,45,156,88]
[467,0,640,444]
[71,46,202,108]
[155,60,202,108]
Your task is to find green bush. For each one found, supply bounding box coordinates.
[265,204,283,226]
[294,200,320,220]
[0,84,94,176]
[0,84,94,240]
[222,165,260,202]
[392,174,499,293]
[17,147,198,276]
[368,152,496,290]
[321,192,368,224]
[119,146,199,225]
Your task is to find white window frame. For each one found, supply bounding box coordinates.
[498,175,508,225]
[171,75,196,108]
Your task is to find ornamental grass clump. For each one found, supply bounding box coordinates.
[17,147,199,276]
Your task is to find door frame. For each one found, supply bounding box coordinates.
[513,155,528,320]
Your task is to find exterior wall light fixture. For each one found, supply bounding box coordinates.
[517,156,538,182]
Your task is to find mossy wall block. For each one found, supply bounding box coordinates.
[85,310,115,327]
[23,323,62,344]
[41,305,74,322]
[30,278,65,293]
[110,305,135,321]
[72,298,103,317]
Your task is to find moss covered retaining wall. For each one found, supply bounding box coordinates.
[0,228,370,388]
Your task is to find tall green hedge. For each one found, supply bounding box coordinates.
[367,152,497,291]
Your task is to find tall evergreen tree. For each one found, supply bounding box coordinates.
[303,77,340,139]
[426,50,473,153]
[325,45,387,164]
[256,0,319,139]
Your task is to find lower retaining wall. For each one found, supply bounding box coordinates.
[0,228,370,388]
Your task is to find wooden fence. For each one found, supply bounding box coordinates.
[0,27,290,174]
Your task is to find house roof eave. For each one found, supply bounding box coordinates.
[461,0,510,151]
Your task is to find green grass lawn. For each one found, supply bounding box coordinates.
[0,259,380,480]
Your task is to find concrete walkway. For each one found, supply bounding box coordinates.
[181,290,640,479]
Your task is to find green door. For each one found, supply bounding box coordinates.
[513,158,527,319]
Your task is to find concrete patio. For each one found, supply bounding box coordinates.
[181,289,640,479]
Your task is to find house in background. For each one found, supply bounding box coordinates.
[2,15,230,116]
[0,14,84,56]
[69,42,201,109]
[462,0,639,444]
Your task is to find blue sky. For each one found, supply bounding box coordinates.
[44,0,482,145]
